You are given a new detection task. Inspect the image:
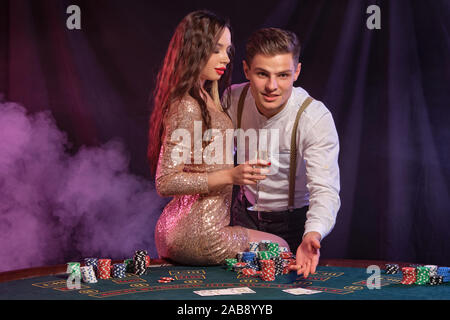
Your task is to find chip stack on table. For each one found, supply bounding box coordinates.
[429,275,444,285]
[97,259,112,279]
[242,252,256,268]
[272,256,284,276]
[258,241,269,251]
[158,277,175,283]
[437,267,450,282]
[133,250,147,275]
[260,260,276,281]
[241,268,259,276]
[233,262,248,273]
[267,242,280,258]
[80,265,97,283]
[225,241,295,281]
[257,251,271,260]
[249,242,259,252]
[280,251,296,274]
[414,266,430,285]
[424,265,438,277]
[225,258,237,271]
[124,259,134,273]
[112,263,126,278]
[385,264,400,274]
[401,267,416,285]
[66,262,81,279]
[84,258,98,276]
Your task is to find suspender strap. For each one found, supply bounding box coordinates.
[288,96,313,211]
[237,83,250,129]
[237,82,314,211]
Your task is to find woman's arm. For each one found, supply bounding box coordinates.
[155,98,268,197]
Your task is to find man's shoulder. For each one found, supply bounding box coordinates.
[228,82,249,97]
[225,82,250,114]
[293,87,331,120]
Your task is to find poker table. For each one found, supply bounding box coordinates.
[1,259,449,300]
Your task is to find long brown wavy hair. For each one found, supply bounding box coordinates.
[148,10,234,177]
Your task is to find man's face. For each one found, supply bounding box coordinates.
[243,53,301,118]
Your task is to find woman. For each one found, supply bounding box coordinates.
[148,10,288,265]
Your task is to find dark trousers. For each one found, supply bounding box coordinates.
[231,186,308,252]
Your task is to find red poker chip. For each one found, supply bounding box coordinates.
[234,262,247,267]
[158,279,172,283]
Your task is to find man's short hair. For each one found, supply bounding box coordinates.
[245,27,301,66]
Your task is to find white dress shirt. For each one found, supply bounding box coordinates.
[226,82,341,240]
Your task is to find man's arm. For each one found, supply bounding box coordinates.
[302,110,340,240]
[290,107,340,277]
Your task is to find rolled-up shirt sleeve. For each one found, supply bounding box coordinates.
[302,112,341,240]
[155,99,209,197]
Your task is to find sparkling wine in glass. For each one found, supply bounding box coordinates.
[247,150,269,211]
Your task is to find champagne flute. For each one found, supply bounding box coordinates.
[247,149,269,211]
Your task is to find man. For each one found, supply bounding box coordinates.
[227,28,340,278]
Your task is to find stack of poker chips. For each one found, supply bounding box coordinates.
[272,256,284,276]
[242,252,258,270]
[241,268,260,276]
[124,259,134,273]
[260,260,276,281]
[267,242,280,257]
[80,265,98,283]
[249,242,259,252]
[401,267,416,285]
[225,258,238,271]
[280,252,295,275]
[233,262,248,273]
[112,263,126,278]
[424,265,438,276]
[385,264,400,274]
[257,251,271,260]
[414,266,430,285]
[84,258,98,276]
[225,240,294,281]
[158,277,175,283]
[429,275,444,285]
[133,250,147,275]
[66,262,81,279]
[437,267,450,283]
[97,259,112,279]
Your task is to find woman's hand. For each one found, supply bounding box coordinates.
[207,160,270,192]
[229,160,270,185]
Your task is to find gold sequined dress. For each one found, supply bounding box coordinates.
[154,96,249,265]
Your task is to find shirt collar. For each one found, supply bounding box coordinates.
[249,89,298,125]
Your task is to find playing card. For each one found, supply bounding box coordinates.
[193,287,255,296]
[282,288,322,295]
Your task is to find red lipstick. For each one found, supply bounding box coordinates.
[215,68,226,75]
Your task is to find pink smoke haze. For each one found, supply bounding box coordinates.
[0,98,164,272]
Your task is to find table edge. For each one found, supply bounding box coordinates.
[0,258,425,283]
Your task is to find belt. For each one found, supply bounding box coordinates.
[256,210,286,222]
[240,189,307,222]
[247,208,307,222]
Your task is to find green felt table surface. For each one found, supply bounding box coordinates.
[0,264,449,300]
